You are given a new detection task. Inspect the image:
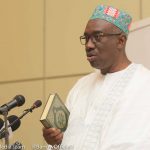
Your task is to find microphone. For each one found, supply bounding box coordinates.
[0,115,21,139]
[0,95,25,115]
[19,100,42,119]
[0,100,42,139]
[27,100,42,112]
[7,115,21,132]
[0,118,4,130]
[4,100,42,130]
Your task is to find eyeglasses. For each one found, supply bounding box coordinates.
[80,31,122,45]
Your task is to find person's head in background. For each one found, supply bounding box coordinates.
[80,5,132,74]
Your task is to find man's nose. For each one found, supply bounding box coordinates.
[85,38,95,50]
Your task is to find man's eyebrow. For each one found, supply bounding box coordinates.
[84,30,103,36]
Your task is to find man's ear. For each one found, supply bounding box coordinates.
[117,34,127,49]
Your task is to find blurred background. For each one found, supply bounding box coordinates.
[0,0,150,149]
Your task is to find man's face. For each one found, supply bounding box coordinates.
[84,19,122,72]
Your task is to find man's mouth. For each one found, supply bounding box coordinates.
[86,54,97,62]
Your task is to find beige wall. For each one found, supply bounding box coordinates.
[0,0,150,149]
[126,18,150,69]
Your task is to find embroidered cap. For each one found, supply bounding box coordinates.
[90,5,132,34]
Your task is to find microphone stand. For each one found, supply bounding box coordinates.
[0,102,41,150]
[0,105,36,137]
[0,108,33,150]
[2,109,9,150]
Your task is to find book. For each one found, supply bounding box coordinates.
[40,93,70,132]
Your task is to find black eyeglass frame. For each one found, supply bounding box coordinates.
[80,31,122,45]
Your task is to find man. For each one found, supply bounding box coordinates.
[43,4,150,150]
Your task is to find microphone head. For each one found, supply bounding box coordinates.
[14,95,25,106]
[7,115,21,131]
[0,118,4,129]
[34,100,42,108]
